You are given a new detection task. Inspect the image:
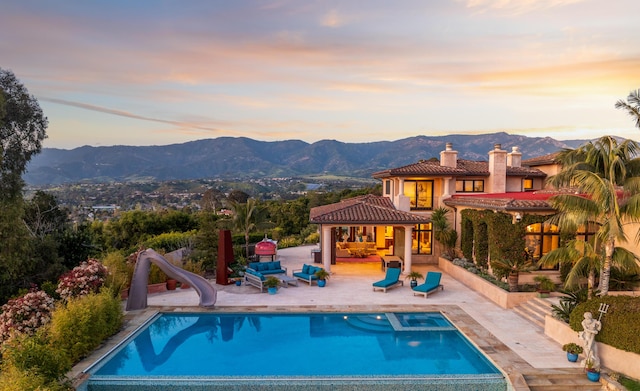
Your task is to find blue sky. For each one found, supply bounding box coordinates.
[1,0,639,149]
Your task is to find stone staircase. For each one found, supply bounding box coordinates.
[513,298,605,390]
[522,369,603,390]
[513,296,555,330]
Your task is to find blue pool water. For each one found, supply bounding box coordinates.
[86,312,506,390]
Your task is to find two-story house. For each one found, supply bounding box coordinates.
[310,142,562,273]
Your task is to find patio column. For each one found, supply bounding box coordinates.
[403,225,413,273]
[322,225,332,272]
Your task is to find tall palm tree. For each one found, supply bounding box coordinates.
[547,136,640,295]
[228,198,270,259]
[615,89,640,128]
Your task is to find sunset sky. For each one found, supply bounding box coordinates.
[1,0,639,149]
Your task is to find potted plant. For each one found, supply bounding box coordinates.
[490,257,533,292]
[562,342,583,362]
[584,358,600,382]
[405,271,424,288]
[264,276,280,294]
[314,269,330,287]
[534,275,555,298]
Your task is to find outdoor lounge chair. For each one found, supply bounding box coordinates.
[412,271,443,298]
[372,267,403,293]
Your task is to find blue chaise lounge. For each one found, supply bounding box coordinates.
[412,271,443,298]
[372,267,403,292]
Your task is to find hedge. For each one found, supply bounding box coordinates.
[570,295,640,354]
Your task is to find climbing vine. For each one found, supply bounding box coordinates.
[460,209,552,271]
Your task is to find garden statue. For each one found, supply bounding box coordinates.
[578,312,601,369]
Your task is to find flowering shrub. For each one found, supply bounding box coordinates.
[0,290,55,345]
[56,259,107,300]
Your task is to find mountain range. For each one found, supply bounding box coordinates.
[25,132,588,185]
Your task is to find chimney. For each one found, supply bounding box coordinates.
[488,143,507,193]
[507,146,522,168]
[440,142,458,168]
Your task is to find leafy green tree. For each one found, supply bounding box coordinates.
[266,197,310,236]
[547,136,640,296]
[615,89,640,128]
[227,189,250,204]
[0,68,48,202]
[0,69,48,302]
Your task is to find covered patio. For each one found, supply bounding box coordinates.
[309,194,431,274]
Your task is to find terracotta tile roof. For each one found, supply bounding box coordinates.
[310,194,430,225]
[522,152,561,166]
[443,191,557,211]
[372,159,546,178]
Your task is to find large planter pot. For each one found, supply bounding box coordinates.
[586,370,600,382]
[180,283,191,290]
[147,282,168,294]
[566,352,578,362]
[235,280,242,286]
[166,279,177,290]
[410,280,418,288]
[267,287,277,295]
[318,279,327,288]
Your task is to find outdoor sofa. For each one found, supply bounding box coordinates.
[244,261,287,291]
[292,264,324,285]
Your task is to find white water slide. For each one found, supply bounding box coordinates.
[125,248,217,311]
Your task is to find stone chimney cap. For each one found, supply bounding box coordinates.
[494,143,502,150]
[445,142,453,150]
[511,146,520,153]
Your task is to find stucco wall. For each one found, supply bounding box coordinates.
[544,315,640,379]
[439,257,536,308]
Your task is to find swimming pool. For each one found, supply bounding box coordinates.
[84,312,507,390]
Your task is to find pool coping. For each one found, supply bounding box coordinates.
[71,304,535,390]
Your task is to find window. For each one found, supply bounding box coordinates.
[523,178,533,191]
[455,179,484,193]
[385,180,391,195]
[413,223,432,255]
[404,180,433,210]
[576,222,599,245]
[525,223,560,269]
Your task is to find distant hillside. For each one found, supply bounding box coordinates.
[24,132,587,185]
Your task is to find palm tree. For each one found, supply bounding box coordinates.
[228,198,270,259]
[547,136,640,296]
[539,239,600,299]
[431,207,458,258]
[615,89,640,128]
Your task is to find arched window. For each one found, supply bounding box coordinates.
[525,222,559,269]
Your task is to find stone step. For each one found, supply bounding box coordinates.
[523,371,603,391]
[513,297,554,329]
